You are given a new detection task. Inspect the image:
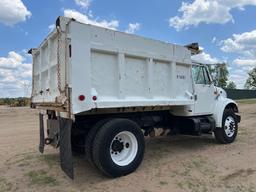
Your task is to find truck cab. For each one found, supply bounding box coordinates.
[191,63,240,142]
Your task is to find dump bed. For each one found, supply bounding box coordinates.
[31,17,195,115]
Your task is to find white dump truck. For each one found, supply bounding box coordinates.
[29,16,240,179]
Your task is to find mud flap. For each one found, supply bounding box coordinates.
[39,113,45,153]
[59,117,74,179]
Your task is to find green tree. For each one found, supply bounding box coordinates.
[0,97,30,107]
[244,67,256,89]
[208,63,229,88]
[226,81,236,89]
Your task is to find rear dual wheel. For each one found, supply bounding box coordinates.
[86,118,145,177]
[85,119,111,166]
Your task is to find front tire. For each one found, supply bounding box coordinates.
[92,119,145,177]
[214,109,238,144]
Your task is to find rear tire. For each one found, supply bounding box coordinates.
[71,134,86,155]
[85,119,111,166]
[92,118,145,177]
[214,109,238,144]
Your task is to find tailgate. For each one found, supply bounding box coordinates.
[30,28,68,108]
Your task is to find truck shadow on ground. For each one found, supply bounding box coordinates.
[70,134,217,184]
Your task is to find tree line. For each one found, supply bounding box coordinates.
[244,67,256,90]
[0,97,30,107]
[208,64,256,90]
[208,64,235,89]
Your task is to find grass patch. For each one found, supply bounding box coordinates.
[159,181,168,185]
[191,158,206,169]
[5,153,35,167]
[177,182,184,189]
[141,190,151,192]
[179,167,191,177]
[236,99,256,104]
[25,170,58,186]
[6,152,58,169]
[0,177,12,192]
[178,179,208,192]
[17,162,30,167]
[39,154,58,169]
[175,157,217,191]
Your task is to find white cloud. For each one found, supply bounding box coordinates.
[220,0,256,9]
[192,52,220,64]
[125,23,140,34]
[169,0,256,31]
[229,62,254,89]
[0,0,31,26]
[64,9,119,30]
[74,0,91,8]
[0,51,32,97]
[220,29,256,52]
[211,37,217,44]
[228,65,256,88]
[229,70,248,88]
[48,24,55,32]
[233,58,256,66]
[230,59,256,88]
[219,29,256,88]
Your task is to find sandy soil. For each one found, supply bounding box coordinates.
[0,102,255,192]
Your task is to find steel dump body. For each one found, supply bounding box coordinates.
[31,17,194,115]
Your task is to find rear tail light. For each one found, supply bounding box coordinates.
[78,95,85,101]
[92,96,97,101]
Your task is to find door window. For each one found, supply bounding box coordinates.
[203,67,211,84]
[192,65,211,85]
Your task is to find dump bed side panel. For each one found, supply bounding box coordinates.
[68,21,194,114]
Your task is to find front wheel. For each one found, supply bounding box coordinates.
[214,109,238,144]
[92,119,145,177]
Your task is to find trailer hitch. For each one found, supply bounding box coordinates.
[45,138,53,145]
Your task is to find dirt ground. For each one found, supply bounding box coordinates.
[0,101,256,192]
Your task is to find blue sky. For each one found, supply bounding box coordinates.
[0,0,256,97]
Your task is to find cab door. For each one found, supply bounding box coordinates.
[192,65,216,115]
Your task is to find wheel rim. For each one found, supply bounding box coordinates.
[224,116,236,137]
[110,131,138,166]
